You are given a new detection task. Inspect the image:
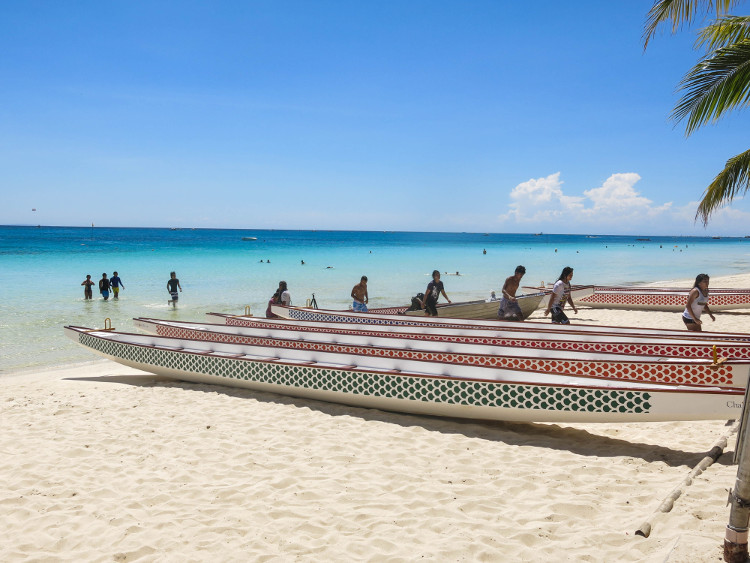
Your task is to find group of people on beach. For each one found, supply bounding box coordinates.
[81,272,124,301]
[261,264,717,332]
[80,271,182,307]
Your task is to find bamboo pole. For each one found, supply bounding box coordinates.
[724,384,750,562]
[636,425,737,538]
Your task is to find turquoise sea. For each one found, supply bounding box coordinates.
[3,225,750,374]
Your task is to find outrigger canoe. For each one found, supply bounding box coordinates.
[206,312,750,359]
[268,306,750,342]
[368,293,544,320]
[578,286,750,312]
[65,325,745,423]
[135,318,750,387]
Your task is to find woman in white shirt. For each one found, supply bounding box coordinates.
[544,266,578,324]
[682,273,715,331]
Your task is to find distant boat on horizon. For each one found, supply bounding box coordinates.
[241,236,258,241]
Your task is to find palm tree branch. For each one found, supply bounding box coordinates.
[696,147,750,224]
[696,15,750,51]
[671,40,750,134]
[643,0,739,48]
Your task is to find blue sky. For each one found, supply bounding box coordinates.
[1,1,748,235]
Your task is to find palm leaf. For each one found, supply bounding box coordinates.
[671,40,750,134]
[643,0,740,48]
[696,147,750,224]
[696,15,750,51]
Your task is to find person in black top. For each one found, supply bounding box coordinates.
[422,270,451,316]
[167,271,182,307]
[99,273,111,301]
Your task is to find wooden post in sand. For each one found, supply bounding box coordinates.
[724,384,750,562]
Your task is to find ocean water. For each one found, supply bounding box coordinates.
[2,225,750,374]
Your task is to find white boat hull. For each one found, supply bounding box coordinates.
[66,326,745,423]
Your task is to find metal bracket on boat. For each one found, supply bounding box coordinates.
[243,305,252,317]
[727,489,750,509]
[711,345,728,368]
[85,318,115,333]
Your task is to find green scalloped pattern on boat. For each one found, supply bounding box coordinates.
[79,333,652,414]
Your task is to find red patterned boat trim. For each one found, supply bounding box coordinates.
[218,317,750,359]
[152,324,735,386]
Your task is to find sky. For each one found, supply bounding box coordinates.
[1,1,749,235]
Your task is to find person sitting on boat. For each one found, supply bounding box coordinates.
[544,266,578,324]
[498,265,526,321]
[351,276,369,313]
[423,270,451,316]
[682,273,715,331]
[266,281,291,318]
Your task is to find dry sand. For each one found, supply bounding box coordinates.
[2,274,750,562]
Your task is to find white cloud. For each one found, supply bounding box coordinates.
[500,172,675,231]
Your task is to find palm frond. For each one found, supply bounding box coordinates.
[643,0,739,48]
[696,15,750,51]
[696,147,750,224]
[671,40,750,134]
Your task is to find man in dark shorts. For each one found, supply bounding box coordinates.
[110,271,124,300]
[498,265,526,321]
[99,273,111,301]
[422,270,451,316]
[167,271,182,307]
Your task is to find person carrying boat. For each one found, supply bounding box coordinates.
[498,265,526,321]
[351,276,369,312]
[99,273,111,301]
[423,270,451,316]
[110,271,124,300]
[167,271,182,307]
[544,266,578,324]
[81,274,94,300]
[266,281,291,318]
[682,273,715,331]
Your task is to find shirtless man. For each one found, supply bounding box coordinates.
[497,265,526,321]
[351,276,369,312]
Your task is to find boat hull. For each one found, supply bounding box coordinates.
[137,318,749,387]
[65,327,745,423]
[369,294,543,320]
[579,287,750,311]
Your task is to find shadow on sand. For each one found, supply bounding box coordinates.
[66,373,736,469]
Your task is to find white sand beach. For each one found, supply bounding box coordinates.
[2,274,750,562]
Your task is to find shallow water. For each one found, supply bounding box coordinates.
[2,226,749,373]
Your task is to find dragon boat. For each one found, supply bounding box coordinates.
[65,325,745,423]
[206,313,750,359]
[135,318,750,387]
[577,286,750,312]
[266,306,750,342]
[368,293,544,320]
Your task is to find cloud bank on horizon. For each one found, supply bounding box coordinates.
[498,172,750,235]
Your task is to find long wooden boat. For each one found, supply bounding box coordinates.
[522,284,596,309]
[206,313,750,360]
[577,286,750,311]
[268,306,750,343]
[368,293,544,320]
[135,318,750,387]
[65,326,745,423]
